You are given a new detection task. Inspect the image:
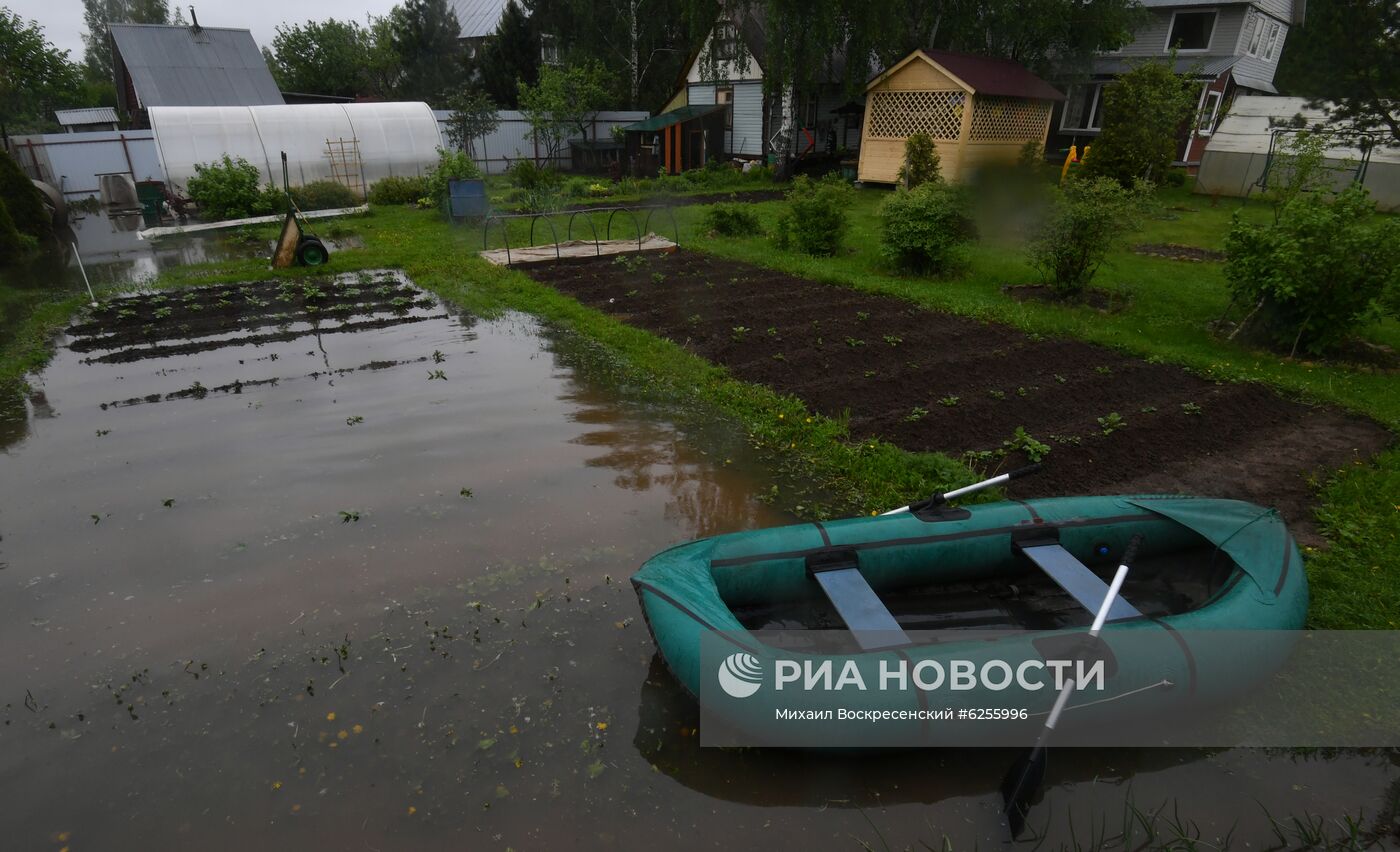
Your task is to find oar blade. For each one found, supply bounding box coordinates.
[1000,745,1047,838]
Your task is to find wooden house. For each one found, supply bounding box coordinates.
[858,50,1063,184]
[621,105,728,176]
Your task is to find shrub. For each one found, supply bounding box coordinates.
[1027,176,1149,297]
[0,148,52,244]
[1224,183,1400,355]
[186,155,267,221]
[879,183,976,275]
[1081,56,1198,187]
[563,176,613,199]
[702,202,762,237]
[0,198,23,262]
[505,158,562,191]
[426,148,483,206]
[368,175,431,205]
[774,174,853,256]
[897,132,941,189]
[290,180,359,211]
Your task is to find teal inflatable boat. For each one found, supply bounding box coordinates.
[632,494,1308,746]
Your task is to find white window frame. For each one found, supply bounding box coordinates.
[1164,9,1219,53]
[1262,21,1282,61]
[712,22,739,62]
[1059,83,1105,132]
[716,85,734,129]
[1246,12,1266,56]
[540,33,560,66]
[1197,90,1223,135]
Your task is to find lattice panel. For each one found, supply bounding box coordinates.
[866,90,965,140]
[969,96,1051,142]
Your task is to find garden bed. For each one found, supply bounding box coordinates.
[526,250,1392,537]
[1133,243,1226,262]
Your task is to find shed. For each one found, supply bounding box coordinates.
[1196,95,1400,211]
[621,105,727,176]
[858,50,1063,184]
[109,21,284,127]
[54,107,120,133]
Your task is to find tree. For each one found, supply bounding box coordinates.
[470,0,539,108]
[391,0,465,105]
[0,147,53,245]
[80,0,170,82]
[267,19,371,98]
[1275,0,1399,142]
[444,88,501,156]
[518,60,614,160]
[1080,56,1198,186]
[363,15,404,99]
[0,10,84,133]
[531,0,697,108]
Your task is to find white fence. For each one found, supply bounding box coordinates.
[433,109,648,174]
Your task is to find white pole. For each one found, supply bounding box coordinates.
[72,242,97,307]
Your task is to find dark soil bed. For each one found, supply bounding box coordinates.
[525,250,1392,540]
[1133,243,1225,262]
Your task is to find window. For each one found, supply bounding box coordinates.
[712,22,738,61]
[716,86,733,129]
[1262,21,1282,61]
[1246,14,1266,56]
[1197,90,1223,135]
[1165,10,1217,52]
[540,33,560,66]
[1060,83,1104,132]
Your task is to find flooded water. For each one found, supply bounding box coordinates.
[0,271,1395,850]
[65,209,266,287]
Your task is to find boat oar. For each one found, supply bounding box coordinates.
[1001,533,1142,838]
[882,463,1042,515]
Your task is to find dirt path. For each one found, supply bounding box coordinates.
[526,250,1392,541]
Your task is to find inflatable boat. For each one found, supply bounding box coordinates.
[631,491,1308,747]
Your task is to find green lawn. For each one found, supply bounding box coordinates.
[2,185,1395,627]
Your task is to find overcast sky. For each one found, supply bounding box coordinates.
[7,0,401,61]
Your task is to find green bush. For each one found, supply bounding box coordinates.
[879,183,976,275]
[505,158,561,191]
[0,198,23,262]
[1224,183,1400,355]
[368,175,431,205]
[290,180,360,211]
[897,132,941,189]
[1027,176,1149,297]
[1081,57,1197,187]
[702,201,763,237]
[774,174,853,256]
[0,148,51,244]
[187,155,265,221]
[426,148,483,205]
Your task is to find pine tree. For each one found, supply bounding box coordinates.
[391,0,466,106]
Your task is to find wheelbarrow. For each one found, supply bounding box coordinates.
[272,152,329,268]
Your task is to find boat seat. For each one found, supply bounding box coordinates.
[807,549,910,651]
[1016,541,1142,621]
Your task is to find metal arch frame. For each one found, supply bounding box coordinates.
[480,204,684,267]
[1253,127,1378,195]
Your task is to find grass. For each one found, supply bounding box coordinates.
[2,177,1396,627]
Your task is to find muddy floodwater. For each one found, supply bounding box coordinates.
[1,271,1395,850]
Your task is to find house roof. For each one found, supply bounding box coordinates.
[449,0,511,39]
[1091,54,1240,78]
[1206,95,1400,161]
[870,50,1064,100]
[622,104,726,132]
[54,107,119,126]
[109,23,284,109]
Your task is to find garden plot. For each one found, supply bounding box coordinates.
[527,250,1393,536]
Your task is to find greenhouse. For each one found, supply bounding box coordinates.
[148,102,444,196]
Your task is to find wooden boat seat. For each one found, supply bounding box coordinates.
[807,549,911,651]
[1016,541,1143,621]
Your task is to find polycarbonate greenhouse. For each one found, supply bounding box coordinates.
[148,102,444,197]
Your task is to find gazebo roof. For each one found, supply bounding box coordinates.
[869,50,1064,101]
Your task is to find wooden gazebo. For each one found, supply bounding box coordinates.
[858,50,1064,184]
[621,105,728,176]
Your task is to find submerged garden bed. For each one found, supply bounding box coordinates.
[526,250,1393,537]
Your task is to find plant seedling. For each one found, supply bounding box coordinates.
[1181,402,1203,415]
[460,488,473,498]
[856,311,870,321]
[1004,426,1051,462]
[339,510,361,523]
[731,326,750,340]
[845,337,865,347]
[905,406,929,422]
[939,395,960,407]
[884,335,903,347]
[1095,366,1113,375]
[988,389,1006,400]
[162,499,175,507]
[428,369,447,381]
[346,416,364,426]
[95,429,110,437]
[1098,412,1125,435]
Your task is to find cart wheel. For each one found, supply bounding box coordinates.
[296,237,329,266]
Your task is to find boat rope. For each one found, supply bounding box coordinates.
[1031,678,1176,718]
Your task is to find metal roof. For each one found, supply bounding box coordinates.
[1091,54,1240,78]
[450,0,511,39]
[1205,95,1400,162]
[54,107,119,126]
[622,104,726,132]
[110,23,284,109]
